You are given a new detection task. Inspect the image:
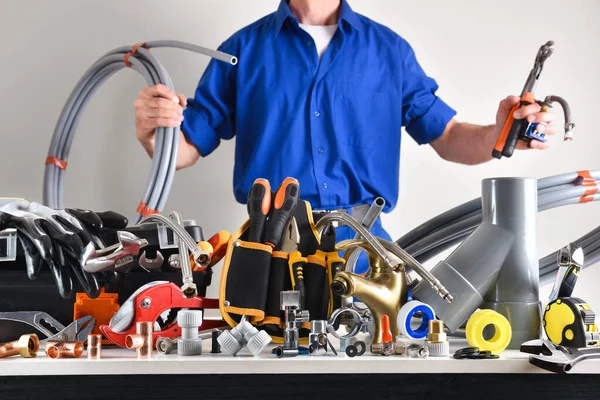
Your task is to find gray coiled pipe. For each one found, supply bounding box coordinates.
[43,41,237,223]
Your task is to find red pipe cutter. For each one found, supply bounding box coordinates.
[100,281,227,348]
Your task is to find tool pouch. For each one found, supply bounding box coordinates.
[304,252,329,321]
[219,201,325,340]
[219,222,273,326]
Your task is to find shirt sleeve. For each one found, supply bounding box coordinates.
[181,37,238,157]
[399,38,457,145]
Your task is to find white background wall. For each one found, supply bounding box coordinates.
[0,0,599,301]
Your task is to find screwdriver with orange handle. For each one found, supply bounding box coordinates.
[263,177,300,249]
[247,178,271,243]
[492,40,554,159]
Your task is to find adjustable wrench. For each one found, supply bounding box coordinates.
[521,339,600,373]
[81,231,148,273]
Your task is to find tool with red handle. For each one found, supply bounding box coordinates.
[100,281,226,348]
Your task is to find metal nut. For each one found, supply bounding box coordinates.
[407,343,429,359]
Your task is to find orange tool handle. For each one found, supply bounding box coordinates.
[247,178,271,243]
[206,230,231,267]
[264,177,300,248]
[492,92,535,159]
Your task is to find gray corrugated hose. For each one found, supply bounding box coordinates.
[43,41,237,223]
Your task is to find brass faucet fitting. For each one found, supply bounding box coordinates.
[332,239,408,344]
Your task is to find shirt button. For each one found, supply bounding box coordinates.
[314,111,320,117]
[318,147,324,153]
[323,183,328,189]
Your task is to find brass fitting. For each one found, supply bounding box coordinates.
[45,341,84,359]
[0,334,39,358]
[87,334,102,360]
[332,239,408,344]
[126,321,153,358]
[427,320,447,343]
[426,319,450,357]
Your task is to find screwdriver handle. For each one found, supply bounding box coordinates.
[206,230,231,267]
[264,177,300,248]
[247,179,271,243]
[289,251,306,309]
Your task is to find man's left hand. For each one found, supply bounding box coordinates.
[495,95,556,150]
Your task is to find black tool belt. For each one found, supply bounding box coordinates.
[219,201,331,343]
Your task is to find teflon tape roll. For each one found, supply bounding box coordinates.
[397,300,435,340]
[466,309,512,355]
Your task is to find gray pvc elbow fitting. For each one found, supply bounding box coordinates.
[217,319,272,357]
[413,178,541,348]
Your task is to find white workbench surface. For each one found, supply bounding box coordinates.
[1,338,599,375]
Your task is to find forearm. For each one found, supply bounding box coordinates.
[138,130,200,170]
[432,120,497,165]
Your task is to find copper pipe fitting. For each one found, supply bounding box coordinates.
[87,334,102,360]
[126,334,145,349]
[126,321,153,358]
[45,341,84,359]
[0,334,39,358]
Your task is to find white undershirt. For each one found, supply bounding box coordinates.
[299,24,338,60]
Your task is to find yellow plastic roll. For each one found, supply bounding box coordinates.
[466,309,512,355]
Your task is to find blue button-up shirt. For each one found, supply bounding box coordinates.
[182,0,456,212]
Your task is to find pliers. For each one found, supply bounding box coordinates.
[0,311,95,345]
[281,217,306,309]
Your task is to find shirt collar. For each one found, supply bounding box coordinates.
[274,0,363,34]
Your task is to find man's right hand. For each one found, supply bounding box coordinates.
[134,84,187,151]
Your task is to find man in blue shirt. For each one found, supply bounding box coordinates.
[134,0,555,273]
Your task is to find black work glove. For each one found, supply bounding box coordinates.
[0,199,128,299]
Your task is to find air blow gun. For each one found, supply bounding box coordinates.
[492,41,575,159]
